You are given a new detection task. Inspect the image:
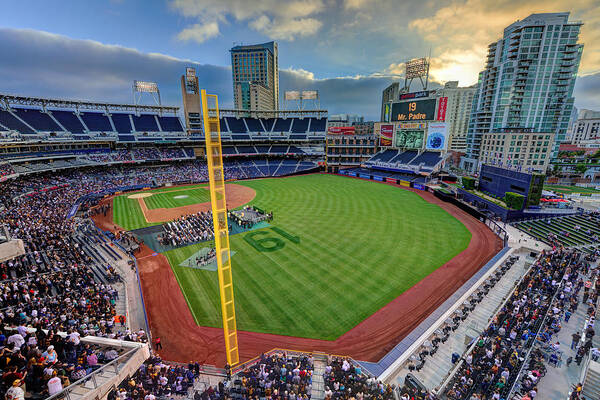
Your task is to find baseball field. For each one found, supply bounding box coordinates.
[112,174,472,340]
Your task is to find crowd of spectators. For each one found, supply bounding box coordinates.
[159,211,214,247]
[324,357,395,399]
[0,163,15,178]
[443,248,586,400]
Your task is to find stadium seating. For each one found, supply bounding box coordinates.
[225,117,247,133]
[390,150,418,164]
[0,110,36,134]
[244,117,264,132]
[291,118,309,133]
[309,117,327,132]
[111,113,133,133]
[369,149,399,163]
[132,114,160,131]
[273,118,292,132]
[81,111,113,131]
[410,151,442,168]
[261,118,275,132]
[13,108,62,131]
[157,115,184,132]
[51,110,86,133]
[515,213,600,249]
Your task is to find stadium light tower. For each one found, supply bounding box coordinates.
[200,89,240,366]
[133,80,161,108]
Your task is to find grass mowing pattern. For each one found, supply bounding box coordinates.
[164,174,471,340]
[145,187,211,209]
[113,184,208,230]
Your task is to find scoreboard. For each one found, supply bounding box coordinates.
[391,99,437,122]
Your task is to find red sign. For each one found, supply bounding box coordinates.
[437,97,448,121]
[328,126,355,135]
[380,124,393,147]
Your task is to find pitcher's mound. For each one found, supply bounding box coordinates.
[128,193,153,199]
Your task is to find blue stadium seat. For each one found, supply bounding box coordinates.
[132,114,159,131]
[111,113,133,133]
[222,147,237,155]
[255,145,271,154]
[370,149,398,163]
[236,146,257,154]
[13,108,62,131]
[410,151,442,167]
[272,118,291,132]
[289,134,307,140]
[390,150,418,164]
[219,118,229,132]
[118,135,136,142]
[270,145,288,154]
[244,118,264,132]
[0,110,36,134]
[309,117,327,132]
[81,112,113,131]
[291,118,309,133]
[225,117,247,133]
[51,110,85,133]
[288,146,305,154]
[261,118,275,132]
[157,116,184,132]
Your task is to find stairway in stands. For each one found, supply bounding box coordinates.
[583,361,600,399]
[311,354,327,400]
[393,256,530,390]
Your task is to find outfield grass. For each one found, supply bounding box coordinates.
[113,195,159,230]
[544,185,600,194]
[163,174,471,340]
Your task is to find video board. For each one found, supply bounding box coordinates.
[391,99,437,122]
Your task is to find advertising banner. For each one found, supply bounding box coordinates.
[373,176,384,181]
[400,91,430,101]
[386,177,397,183]
[437,97,448,121]
[328,126,355,135]
[380,124,393,146]
[400,180,411,187]
[413,183,425,190]
[359,174,370,179]
[426,122,448,151]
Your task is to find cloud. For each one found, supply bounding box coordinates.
[171,0,325,43]
[0,27,598,122]
[177,22,220,43]
[409,0,600,80]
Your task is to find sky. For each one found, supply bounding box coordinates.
[0,0,599,120]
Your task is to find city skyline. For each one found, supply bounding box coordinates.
[0,1,598,119]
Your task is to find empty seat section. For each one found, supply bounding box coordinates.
[225,117,247,133]
[132,114,159,131]
[410,151,441,167]
[236,146,257,154]
[219,118,229,132]
[157,116,184,132]
[0,110,35,134]
[244,118,264,132]
[273,119,291,132]
[291,118,309,133]
[118,135,136,142]
[13,108,61,131]
[231,134,251,140]
[111,113,133,133]
[288,146,304,154]
[261,118,275,131]
[390,150,418,164]
[51,110,85,133]
[370,149,398,162]
[270,145,288,154]
[81,112,112,131]
[255,145,270,154]
[222,147,237,155]
[309,118,327,132]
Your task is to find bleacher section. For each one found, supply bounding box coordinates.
[366,149,445,174]
[273,118,292,132]
[157,116,183,132]
[0,110,35,134]
[111,113,133,133]
[51,110,86,133]
[515,214,600,251]
[13,108,62,132]
[81,111,113,131]
[245,118,264,132]
[132,114,159,132]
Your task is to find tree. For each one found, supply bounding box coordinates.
[575,163,588,175]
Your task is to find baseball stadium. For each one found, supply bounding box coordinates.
[0,53,597,400]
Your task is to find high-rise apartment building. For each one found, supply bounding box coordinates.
[230,41,279,111]
[437,81,476,152]
[570,109,600,145]
[463,12,583,171]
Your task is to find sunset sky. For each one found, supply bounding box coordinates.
[0,0,598,119]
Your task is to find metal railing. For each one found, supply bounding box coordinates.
[46,345,140,400]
